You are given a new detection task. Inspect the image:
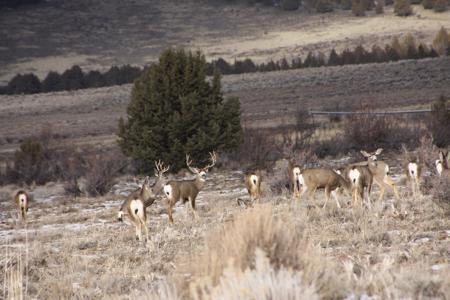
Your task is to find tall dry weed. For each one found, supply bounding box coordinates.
[177,204,347,299]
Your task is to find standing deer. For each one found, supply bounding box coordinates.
[288,161,302,199]
[163,152,216,223]
[299,167,351,208]
[355,148,400,201]
[403,146,422,198]
[344,165,373,207]
[244,170,262,203]
[14,190,29,221]
[436,150,450,178]
[118,161,170,241]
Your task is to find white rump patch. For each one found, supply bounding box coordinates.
[349,168,361,185]
[293,167,301,177]
[436,160,443,176]
[250,174,258,186]
[18,194,27,207]
[130,199,144,219]
[408,163,418,178]
[298,174,305,186]
[164,184,172,197]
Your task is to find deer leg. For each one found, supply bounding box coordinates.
[298,186,308,204]
[323,186,331,209]
[331,189,341,209]
[190,197,198,219]
[142,218,149,242]
[168,203,174,224]
[383,176,399,200]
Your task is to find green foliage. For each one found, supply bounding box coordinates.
[281,0,300,10]
[394,0,413,16]
[7,73,41,94]
[118,49,243,171]
[42,71,63,92]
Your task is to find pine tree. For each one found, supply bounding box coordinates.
[42,71,63,92]
[328,48,341,66]
[118,49,242,172]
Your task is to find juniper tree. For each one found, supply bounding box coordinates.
[118,49,243,172]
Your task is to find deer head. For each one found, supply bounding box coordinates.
[186,151,217,181]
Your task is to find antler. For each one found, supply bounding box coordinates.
[154,160,170,176]
[204,151,217,170]
[186,154,199,174]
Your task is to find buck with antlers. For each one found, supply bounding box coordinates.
[163,151,216,223]
[117,160,170,241]
[436,150,450,178]
[352,148,400,201]
[14,190,29,221]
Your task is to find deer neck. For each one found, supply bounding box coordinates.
[194,175,206,190]
[141,187,154,202]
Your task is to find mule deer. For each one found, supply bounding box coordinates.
[299,167,351,208]
[244,170,262,203]
[288,161,302,199]
[403,146,422,198]
[118,161,170,241]
[356,148,400,201]
[14,190,29,221]
[436,150,450,178]
[163,151,216,223]
[343,165,373,207]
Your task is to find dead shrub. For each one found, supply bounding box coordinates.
[431,175,450,212]
[177,204,347,299]
[428,95,450,148]
[342,113,421,151]
[232,128,281,170]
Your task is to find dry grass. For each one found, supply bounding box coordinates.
[0,165,449,299]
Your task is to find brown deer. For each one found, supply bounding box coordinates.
[436,150,450,178]
[244,170,262,203]
[403,146,422,198]
[344,165,373,207]
[163,151,216,223]
[117,161,170,241]
[288,161,302,199]
[355,148,400,201]
[299,167,351,208]
[14,190,29,221]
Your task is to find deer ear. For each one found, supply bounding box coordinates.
[375,148,383,155]
[360,150,370,157]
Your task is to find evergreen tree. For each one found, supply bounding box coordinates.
[118,49,242,171]
[61,65,85,90]
[42,71,63,92]
[328,48,341,66]
[7,73,41,94]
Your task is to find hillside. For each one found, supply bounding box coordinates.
[0,57,449,157]
[1,0,449,84]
